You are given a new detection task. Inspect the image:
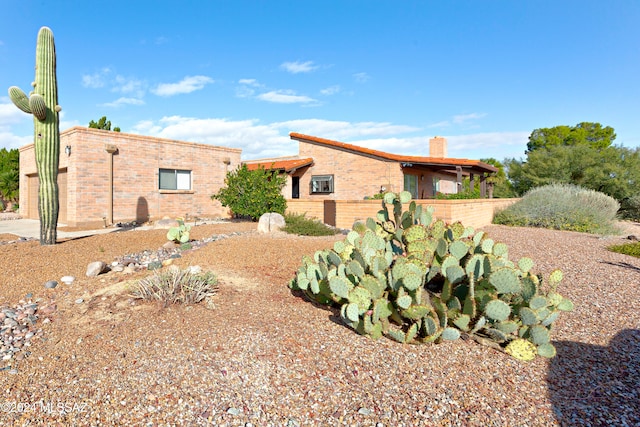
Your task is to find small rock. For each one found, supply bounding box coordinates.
[111,265,124,272]
[188,265,202,274]
[86,261,107,277]
[44,280,58,289]
[226,407,241,415]
[123,266,136,274]
[162,241,178,249]
[162,259,173,267]
[60,275,75,285]
[75,298,84,304]
[358,407,373,416]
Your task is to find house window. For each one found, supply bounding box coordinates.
[159,169,191,190]
[404,174,418,199]
[433,177,440,195]
[310,175,334,194]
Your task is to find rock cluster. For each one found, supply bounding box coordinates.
[90,231,248,277]
[1,296,57,369]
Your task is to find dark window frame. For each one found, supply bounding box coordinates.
[310,174,334,194]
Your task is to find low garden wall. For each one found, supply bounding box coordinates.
[286,198,520,230]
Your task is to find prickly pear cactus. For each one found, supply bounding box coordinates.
[8,27,62,245]
[289,191,573,360]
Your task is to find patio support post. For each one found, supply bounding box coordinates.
[105,144,118,225]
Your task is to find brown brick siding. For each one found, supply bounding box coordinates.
[19,127,241,227]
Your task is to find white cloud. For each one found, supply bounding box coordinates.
[127,115,529,161]
[353,72,370,83]
[81,68,112,88]
[131,116,294,159]
[236,79,264,98]
[257,90,317,104]
[113,75,146,97]
[280,61,318,74]
[152,75,214,96]
[272,119,419,140]
[238,79,261,86]
[446,132,529,159]
[320,85,341,96]
[0,99,29,126]
[101,97,145,108]
[453,112,487,124]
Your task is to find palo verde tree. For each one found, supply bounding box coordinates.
[89,116,121,132]
[8,27,61,245]
[212,164,287,221]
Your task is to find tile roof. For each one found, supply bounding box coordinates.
[290,132,498,173]
[245,157,314,172]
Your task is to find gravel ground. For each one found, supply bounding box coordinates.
[0,219,639,426]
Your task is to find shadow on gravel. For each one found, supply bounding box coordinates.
[547,329,640,426]
[600,260,640,273]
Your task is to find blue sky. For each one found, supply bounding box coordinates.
[1,1,638,161]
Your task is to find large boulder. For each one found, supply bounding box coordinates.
[257,212,286,234]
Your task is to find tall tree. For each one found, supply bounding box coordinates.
[481,158,515,198]
[526,122,616,154]
[0,148,20,208]
[89,116,121,132]
[8,27,61,245]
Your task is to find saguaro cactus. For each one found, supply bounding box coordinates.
[8,27,61,245]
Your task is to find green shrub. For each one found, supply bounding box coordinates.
[290,191,572,360]
[132,267,218,305]
[619,194,640,221]
[493,183,621,234]
[282,212,340,236]
[607,241,640,258]
[212,164,287,221]
[435,189,481,200]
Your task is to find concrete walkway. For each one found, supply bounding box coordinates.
[0,219,121,240]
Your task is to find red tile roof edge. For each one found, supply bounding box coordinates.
[290,132,497,173]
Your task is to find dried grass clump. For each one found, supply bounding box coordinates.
[132,266,218,305]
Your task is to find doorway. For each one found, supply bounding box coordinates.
[292,176,300,199]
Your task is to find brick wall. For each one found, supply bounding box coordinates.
[298,140,404,200]
[286,198,519,229]
[20,127,241,227]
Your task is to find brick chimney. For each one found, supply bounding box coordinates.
[429,136,447,158]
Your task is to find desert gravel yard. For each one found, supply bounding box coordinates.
[0,220,638,426]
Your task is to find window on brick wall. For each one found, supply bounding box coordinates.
[310,175,334,194]
[159,169,191,190]
[404,174,418,199]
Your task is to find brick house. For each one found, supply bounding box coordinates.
[19,126,241,228]
[245,132,498,201]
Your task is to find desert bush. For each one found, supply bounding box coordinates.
[493,183,620,234]
[607,241,640,258]
[282,212,340,236]
[132,267,218,305]
[619,194,640,221]
[290,191,573,360]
